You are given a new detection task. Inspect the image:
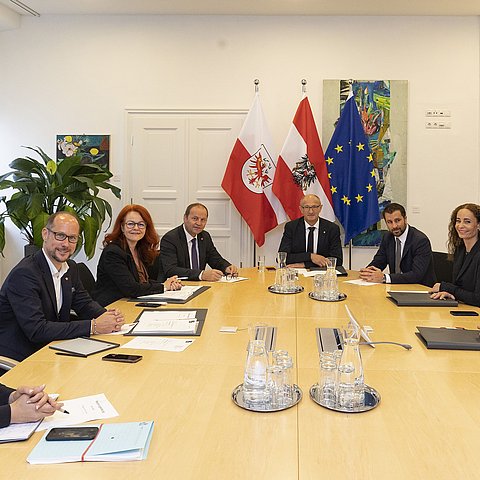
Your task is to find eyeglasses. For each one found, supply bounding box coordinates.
[47,228,79,244]
[124,221,146,229]
[301,205,322,211]
[225,272,238,281]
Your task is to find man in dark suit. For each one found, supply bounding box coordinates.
[0,212,125,361]
[0,383,61,427]
[278,194,343,268]
[360,202,436,286]
[159,203,238,281]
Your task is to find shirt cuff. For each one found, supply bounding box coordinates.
[385,274,391,284]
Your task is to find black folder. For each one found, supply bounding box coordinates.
[387,291,458,307]
[416,326,480,350]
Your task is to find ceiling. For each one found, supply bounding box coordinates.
[1,0,480,17]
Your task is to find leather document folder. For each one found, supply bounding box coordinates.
[416,326,480,350]
[387,291,458,307]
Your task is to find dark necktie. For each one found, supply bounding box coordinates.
[307,227,315,253]
[395,238,402,274]
[191,237,199,270]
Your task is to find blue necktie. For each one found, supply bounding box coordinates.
[191,237,199,270]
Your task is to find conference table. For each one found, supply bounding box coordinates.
[1,268,480,479]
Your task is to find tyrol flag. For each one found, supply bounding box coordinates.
[325,93,381,244]
[272,96,335,222]
[221,93,288,246]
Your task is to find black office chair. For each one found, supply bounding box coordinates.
[432,251,453,283]
[0,356,19,376]
[77,262,96,296]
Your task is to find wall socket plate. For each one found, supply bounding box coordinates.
[425,120,451,129]
[425,109,451,117]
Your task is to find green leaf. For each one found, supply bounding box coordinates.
[82,215,99,259]
[32,213,49,247]
[0,221,5,255]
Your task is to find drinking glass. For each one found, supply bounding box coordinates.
[257,255,265,273]
[277,251,287,269]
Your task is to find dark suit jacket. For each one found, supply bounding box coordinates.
[0,383,14,428]
[440,241,480,306]
[0,250,106,361]
[368,225,436,286]
[92,242,165,307]
[159,225,231,281]
[278,217,343,268]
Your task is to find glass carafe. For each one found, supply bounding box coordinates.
[336,321,364,408]
[243,339,269,405]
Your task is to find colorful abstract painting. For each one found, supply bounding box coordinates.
[56,134,110,168]
[323,80,408,246]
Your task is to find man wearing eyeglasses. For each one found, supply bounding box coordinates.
[0,212,125,361]
[278,194,343,268]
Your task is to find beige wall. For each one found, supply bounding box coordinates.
[0,15,478,276]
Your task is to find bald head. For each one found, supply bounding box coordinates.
[300,195,322,226]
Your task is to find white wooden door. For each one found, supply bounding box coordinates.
[126,110,252,267]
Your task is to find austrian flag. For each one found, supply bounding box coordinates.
[222,94,287,246]
[272,96,335,222]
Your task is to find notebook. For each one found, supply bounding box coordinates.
[416,326,480,350]
[387,291,458,307]
[49,337,120,357]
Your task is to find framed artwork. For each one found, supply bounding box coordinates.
[323,80,408,246]
[56,134,110,168]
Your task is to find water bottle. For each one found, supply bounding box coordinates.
[243,340,269,405]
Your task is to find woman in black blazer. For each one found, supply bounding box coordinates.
[431,203,480,306]
[93,205,181,307]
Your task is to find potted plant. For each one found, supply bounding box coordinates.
[0,146,121,258]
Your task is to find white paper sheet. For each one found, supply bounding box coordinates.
[218,276,248,283]
[123,337,195,352]
[345,279,381,286]
[137,285,202,301]
[37,393,119,431]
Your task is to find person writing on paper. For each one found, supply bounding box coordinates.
[93,205,182,307]
[360,203,436,286]
[159,203,239,281]
[0,383,61,427]
[278,194,343,268]
[0,212,125,362]
[430,203,480,305]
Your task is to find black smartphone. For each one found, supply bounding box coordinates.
[102,353,143,363]
[450,310,479,316]
[135,302,164,308]
[46,427,99,441]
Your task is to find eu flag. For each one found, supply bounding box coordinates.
[325,94,381,245]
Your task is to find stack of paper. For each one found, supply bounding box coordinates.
[137,285,202,302]
[129,310,198,335]
[27,421,154,464]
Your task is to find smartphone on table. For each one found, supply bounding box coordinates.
[46,427,99,441]
[102,353,143,363]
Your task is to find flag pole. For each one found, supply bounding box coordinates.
[348,240,352,270]
[252,78,259,268]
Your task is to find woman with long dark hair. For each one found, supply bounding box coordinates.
[430,203,480,306]
[93,205,181,306]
